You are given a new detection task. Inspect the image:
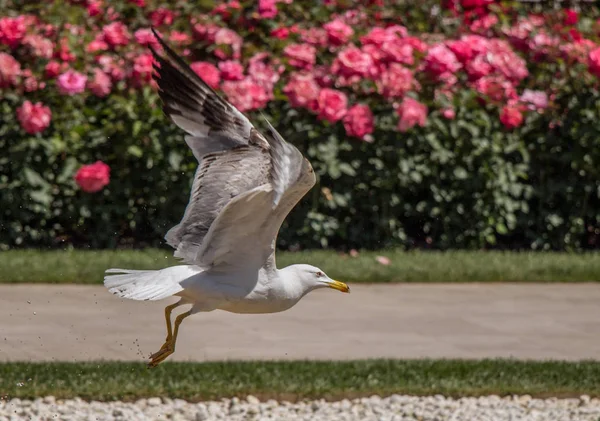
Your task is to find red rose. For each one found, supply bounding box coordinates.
[17,101,51,134]
[499,105,523,129]
[377,64,414,99]
[283,43,316,70]
[87,0,102,17]
[343,104,374,140]
[473,75,517,103]
[44,61,62,79]
[283,72,320,111]
[218,60,244,81]
[88,69,112,97]
[396,98,427,132]
[132,53,154,86]
[0,16,26,48]
[317,88,348,123]
[270,27,289,40]
[149,7,175,27]
[0,52,21,88]
[446,40,473,63]
[589,47,600,78]
[74,161,111,193]
[190,62,220,89]
[564,9,578,26]
[102,22,130,47]
[323,19,354,46]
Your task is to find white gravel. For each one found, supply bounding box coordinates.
[1,394,600,421]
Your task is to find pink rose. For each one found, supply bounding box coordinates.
[465,55,493,80]
[57,70,87,95]
[396,98,427,132]
[377,64,414,99]
[75,161,110,193]
[0,53,21,88]
[283,72,320,111]
[258,0,278,18]
[323,19,354,46]
[270,27,289,40]
[170,31,190,45]
[214,28,242,60]
[97,55,126,82]
[218,60,244,81]
[44,61,62,79]
[192,22,220,43]
[332,45,375,78]
[22,70,44,92]
[102,22,130,47]
[519,89,548,111]
[134,28,160,49]
[190,62,220,89]
[317,88,348,123]
[86,37,109,53]
[589,47,600,78]
[361,27,395,46]
[343,104,374,140]
[442,108,456,119]
[0,16,26,48]
[222,77,270,112]
[499,105,523,129]
[284,43,316,70]
[22,35,53,59]
[248,54,281,92]
[473,75,517,103]
[380,38,414,65]
[17,101,51,134]
[301,27,328,47]
[88,69,112,97]
[149,7,175,27]
[423,44,461,83]
[132,53,154,86]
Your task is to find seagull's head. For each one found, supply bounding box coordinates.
[289,264,350,294]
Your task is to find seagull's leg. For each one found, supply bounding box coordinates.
[162,301,182,346]
[148,309,192,368]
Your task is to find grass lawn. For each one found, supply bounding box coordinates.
[0,249,599,284]
[1,359,599,401]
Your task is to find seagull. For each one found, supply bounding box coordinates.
[103,29,350,368]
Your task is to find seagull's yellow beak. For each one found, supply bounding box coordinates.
[328,280,350,293]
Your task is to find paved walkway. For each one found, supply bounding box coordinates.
[1,284,599,362]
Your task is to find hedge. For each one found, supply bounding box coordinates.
[1,0,600,251]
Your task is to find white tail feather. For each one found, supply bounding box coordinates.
[104,265,201,301]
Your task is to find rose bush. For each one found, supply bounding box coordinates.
[1,0,600,250]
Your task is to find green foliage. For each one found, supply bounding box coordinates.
[1,249,599,284]
[3,360,600,400]
[1,1,600,251]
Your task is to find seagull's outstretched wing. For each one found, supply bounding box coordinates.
[150,29,271,263]
[151,30,315,271]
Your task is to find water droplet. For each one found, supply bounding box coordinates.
[33,312,37,315]
[26,300,31,304]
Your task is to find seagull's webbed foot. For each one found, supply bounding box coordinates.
[147,310,191,369]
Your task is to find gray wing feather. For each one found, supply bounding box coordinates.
[150,30,315,272]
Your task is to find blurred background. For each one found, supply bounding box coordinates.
[2,0,599,253]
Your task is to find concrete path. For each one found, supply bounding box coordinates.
[1,284,599,362]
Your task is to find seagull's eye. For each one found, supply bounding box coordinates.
[316,271,324,278]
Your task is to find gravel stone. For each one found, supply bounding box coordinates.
[1,395,600,420]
